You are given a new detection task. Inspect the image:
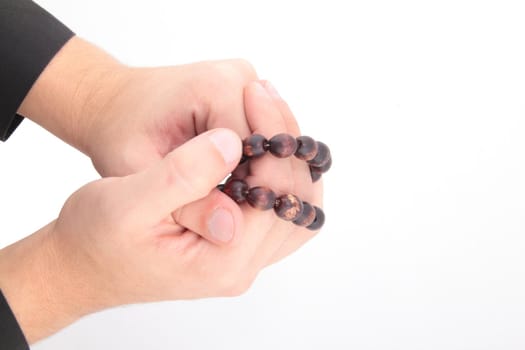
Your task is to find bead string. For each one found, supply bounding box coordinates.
[220,133,331,231]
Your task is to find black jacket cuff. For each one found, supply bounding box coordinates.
[0,289,29,350]
[0,0,74,141]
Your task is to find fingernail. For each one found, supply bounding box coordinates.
[208,208,235,243]
[260,80,282,100]
[209,129,240,165]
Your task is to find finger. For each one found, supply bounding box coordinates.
[265,180,324,266]
[257,81,318,266]
[119,128,241,225]
[203,59,259,140]
[259,80,301,137]
[244,81,294,193]
[244,80,288,136]
[243,81,300,269]
[258,79,312,201]
[206,87,252,140]
[174,189,243,245]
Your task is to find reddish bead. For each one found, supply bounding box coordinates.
[308,141,331,167]
[310,166,323,182]
[246,186,276,210]
[306,206,325,231]
[269,133,298,158]
[274,194,304,221]
[294,136,318,161]
[310,156,332,177]
[222,179,249,204]
[293,201,316,227]
[243,134,268,157]
[317,156,332,173]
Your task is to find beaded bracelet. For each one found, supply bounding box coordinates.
[219,133,331,231]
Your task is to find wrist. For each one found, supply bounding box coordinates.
[17,36,128,155]
[0,222,97,343]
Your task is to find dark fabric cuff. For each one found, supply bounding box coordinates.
[0,289,29,350]
[0,0,74,141]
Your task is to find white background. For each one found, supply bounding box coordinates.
[1,0,525,349]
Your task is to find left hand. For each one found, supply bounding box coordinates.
[85,59,259,177]
[18,37,258,177]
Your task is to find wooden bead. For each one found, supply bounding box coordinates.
[308,141,331,167]
[294,136,318,161]
[306,206,325,231]
[246,186,276,210]
[317,156,332,173]
[243,134,268,157]
[293,201,316,227]
[269,133,298,158]
[274,194,304,221]
[310,156,332,178]
[223,179,249,204]
[310,166,323,182]
[231,133,329,227]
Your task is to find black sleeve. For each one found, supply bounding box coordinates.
[0,289,28,350]
[0,0,74,141]
[0,0,74,346]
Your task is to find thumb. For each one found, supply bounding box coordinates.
[119,128,242,224]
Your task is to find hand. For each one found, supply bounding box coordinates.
[0,98,322,342]
[17,35,323,261]
[1,128,245,343]
[17,36,323,257]
[85,58,258,178]
[18,37,258,177]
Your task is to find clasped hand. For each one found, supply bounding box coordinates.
[0,37,323,343]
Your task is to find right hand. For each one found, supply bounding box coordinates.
[52,81,323,312]
[0,81,323,343]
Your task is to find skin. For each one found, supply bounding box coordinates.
[0,37,323,343]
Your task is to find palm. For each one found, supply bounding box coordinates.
[90,61,256,177]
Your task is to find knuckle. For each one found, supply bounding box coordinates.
[193,59,257,104]
[214,59,257,82]
[208,262,255,297]
[218,270,256,297]
[215,269,238,293]
[221,276,255,297]
[227,58,257,78]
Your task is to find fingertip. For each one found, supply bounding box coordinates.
[175,189,244,246]
[207,207,235,243]
[208,128,243,166]
[206,192,244,246]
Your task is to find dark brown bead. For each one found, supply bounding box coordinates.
[269,133,298,158]
[222,179,249,204]
[306,206,325,231]
[243,134,267,157]
[308,141,331,168]
[310,166,323,182]
[246,186,276,210]
[310,156,332,176]
[293,201,316,227]
[294,136,318,161]
[317,156,332,173]
[274,194,304,221]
